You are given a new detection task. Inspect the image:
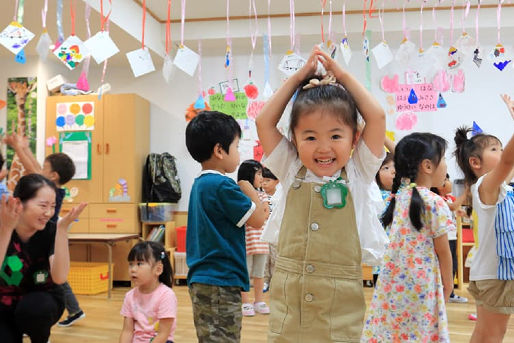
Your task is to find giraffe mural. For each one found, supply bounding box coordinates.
[6,78,37,192]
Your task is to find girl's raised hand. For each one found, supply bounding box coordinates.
[57,202,88,231]
[295,47,320,82]
[0,195,22,234]
[315,48,345,81]
[501,94,514,120]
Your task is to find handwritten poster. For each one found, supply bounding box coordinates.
[209,92,248,119]
[395,83,437,112]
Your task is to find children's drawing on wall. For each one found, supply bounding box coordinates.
[56,101,95,131]
[109,178,130,202]
[6,77,37,191]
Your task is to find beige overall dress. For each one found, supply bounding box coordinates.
[268,167,365,343]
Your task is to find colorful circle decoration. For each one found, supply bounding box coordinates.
[75,114,85,126]
[66,114,75,126]
[57,103,67,115]
[56,116,66,128]
[84,115,95,127]
[82,103,93,114]
[70,103,81,114]
[55,102,95,131]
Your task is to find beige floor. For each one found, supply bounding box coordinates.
[28,285,514,343]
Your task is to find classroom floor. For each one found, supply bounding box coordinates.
[31,285,514,343]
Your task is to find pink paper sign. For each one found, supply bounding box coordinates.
[395,83,437,112]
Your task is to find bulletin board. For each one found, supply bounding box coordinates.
[59,131,92,180]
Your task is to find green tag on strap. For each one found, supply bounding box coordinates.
[320,178,348,209]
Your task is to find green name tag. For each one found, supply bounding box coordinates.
[320,178,348,209]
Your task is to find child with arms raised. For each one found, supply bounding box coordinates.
[185,111,268,342]
[256,47,385,342]
[362,133,454,342]
[453,94,514,343]
[120,241,177,343]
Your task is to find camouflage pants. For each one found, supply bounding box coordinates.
[189,283,242,343]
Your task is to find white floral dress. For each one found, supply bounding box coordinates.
[361,187,453,343]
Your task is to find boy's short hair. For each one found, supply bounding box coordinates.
[45,153,75,185]
[185,111,241,163]
[0,152,4,170]
[262,167,277,180]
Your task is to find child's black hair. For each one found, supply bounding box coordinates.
[237,159,263,189]
[290,78,359,138]
[45,153,76,185]
[13,174,57,203]
[0,152,4,170]
[454,126,501,187]
[262,167,277,180]
[185,111,242,163]
[128,241,173,288]
[381,133,447,231]
[375,152,394,190]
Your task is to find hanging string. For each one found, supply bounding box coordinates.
[267,0,272,55]
[496,0,502,44]
[320,0,326,43]
[41,0,48,28]
[100,0,112,32]
[378,5,385,42]
[475,0,480,47]
[70,0,76,36]
[289,0,295,51]
[56,0,64,44]
[249,0,258,52]
[165,0,171,54]
[461,0,471,33]
[180,0,186,46]
[17,0,25,24]
[328,0,333,43]
[81,1,91,77]
[368,0,377,18]
[141,0,147,49]
[342,1,347,37]
[101,13,111,83]
[13,0,18,22]
[432,5,437,43]
[419,1,424,52]
[450,0,455,44]
[401,2,406,40]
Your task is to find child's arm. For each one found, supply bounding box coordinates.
[316,49,386,158]
[151,318,174,343]
[256,49,319,156]
[501,94,514,120]
[3,133,42,174]
[119,317,134,343]
[433,234,453,302]
[479,132,514,205]
[238,180,269,228]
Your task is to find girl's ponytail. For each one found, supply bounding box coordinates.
[407,165,425,231]
[381,173,401,227]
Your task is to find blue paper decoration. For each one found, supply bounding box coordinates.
[437,93,447,108]
[193,95,206,110]
[493,60,511,71]
[408,89,418,104]
[15,49,26,64]
[472,121,483,136]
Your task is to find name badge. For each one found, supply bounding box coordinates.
[320,178,348,209]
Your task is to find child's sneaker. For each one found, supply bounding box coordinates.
[242,303,255,317]
[449,294,468,303]
[254,302,270,315]
[57,310,85,327]
[468,313,477,321]
[263,282,269,293]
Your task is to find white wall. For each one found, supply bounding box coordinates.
[1,21,513,212]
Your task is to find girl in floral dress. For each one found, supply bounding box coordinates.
[361,133,454,343]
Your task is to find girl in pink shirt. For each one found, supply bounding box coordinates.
[120,241,177,343]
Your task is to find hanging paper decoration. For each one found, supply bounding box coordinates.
[489,2,511,72]
[36,0,52,61]
[208,87,216,96]
[76,2,91,92]
[126,0,155,77]
[0,22,35,55]
[452,69,465,93]
[447,1,463,70]
[425,7,445,70]
[161,0,173,83]
[186,101,210,122]
[432,70,450,93]
[408,89,418,104]
[76,72,89,91]
[173,0,199,76]
[247,101,266,120]
[15,49,26,64]
[55,0,65,48]
[395,5,415,65]
[372,6,393,69]
[472,121,483,136]
[194,95,206,110]
[262,82,274,100]
[337,2,351,65]
[455,1,474,55]
[54,1,89,70]
[437,93,447,108]
[85,0,119,64]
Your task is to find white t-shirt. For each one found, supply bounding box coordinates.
[469,174,511,281]
[261,137,388,265]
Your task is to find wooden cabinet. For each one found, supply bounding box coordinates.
[46,94,150,281]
